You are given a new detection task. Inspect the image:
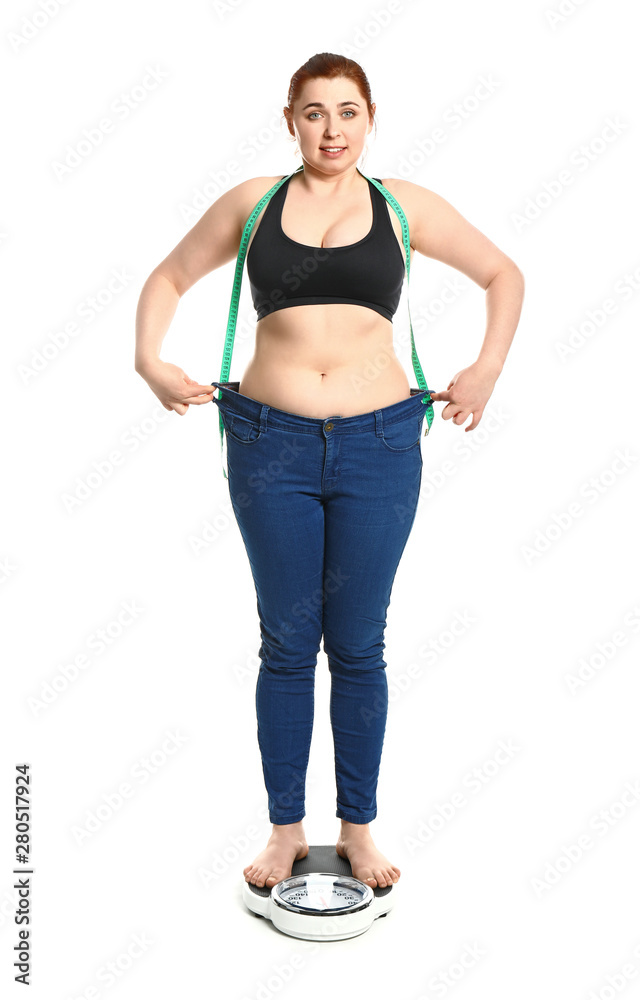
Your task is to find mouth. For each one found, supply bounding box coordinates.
[320,146,346,156]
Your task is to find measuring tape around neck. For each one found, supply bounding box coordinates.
[214,164,434,479]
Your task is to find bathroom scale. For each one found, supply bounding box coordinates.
[242,844,395,941]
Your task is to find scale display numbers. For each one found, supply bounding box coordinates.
[274,874,372,914]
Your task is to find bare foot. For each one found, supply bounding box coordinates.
[244,822,309,888]
[336,821,401,888]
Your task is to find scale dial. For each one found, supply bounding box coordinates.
[272,873,373,915]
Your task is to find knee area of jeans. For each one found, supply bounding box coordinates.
[326,653,387,674]
[324,629,386,661]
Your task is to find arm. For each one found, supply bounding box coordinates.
[134,177,270,414]
[386,178,525,431]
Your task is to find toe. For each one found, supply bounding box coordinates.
[374,869,387,887]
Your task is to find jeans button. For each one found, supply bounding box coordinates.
[325,422,334,431]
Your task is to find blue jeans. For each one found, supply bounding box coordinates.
[211,380,429,825]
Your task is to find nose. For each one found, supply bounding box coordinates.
[324,117,342,136]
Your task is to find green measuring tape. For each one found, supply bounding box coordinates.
[214,164,435,479]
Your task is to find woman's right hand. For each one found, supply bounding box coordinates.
[136,359,215,415]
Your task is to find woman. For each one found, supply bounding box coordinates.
[134,52,525,892]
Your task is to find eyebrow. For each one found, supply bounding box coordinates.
[301,101,360,110]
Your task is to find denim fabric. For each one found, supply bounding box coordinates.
[211,381,429,825]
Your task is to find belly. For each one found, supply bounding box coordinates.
[237,304,412,418]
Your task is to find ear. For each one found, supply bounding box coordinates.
[283,106,295,137]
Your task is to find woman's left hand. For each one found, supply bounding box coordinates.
[429,360,500,432]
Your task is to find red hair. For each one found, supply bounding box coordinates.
[283,52,377,143]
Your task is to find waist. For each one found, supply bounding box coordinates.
[240,359,412,418]
[238,307,411,417]
[213,380,429,434]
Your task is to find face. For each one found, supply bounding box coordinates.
[285,76,375,169]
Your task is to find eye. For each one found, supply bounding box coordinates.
[307,110,356,119]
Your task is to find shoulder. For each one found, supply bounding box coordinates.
[378,177,442,211]
[378,176,520,285]
[231,174,289,215]
[375,177,454,252]
[236,173,289,196]
[207,174,288,234]
[377,177,469,248]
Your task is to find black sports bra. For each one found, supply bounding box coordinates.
[246,174,405,322]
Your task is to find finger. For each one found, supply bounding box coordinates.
[451,409,472,425]
[180,391,215,404]
[170,402,189,415]
[465,409,485,431]
[440,402,464,420]
[444,406,470,424]
[185,382,218,393]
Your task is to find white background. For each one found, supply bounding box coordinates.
[2,0,639,996]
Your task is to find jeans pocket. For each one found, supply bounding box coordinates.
[380,413,422,453]
[225,411,263,445]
